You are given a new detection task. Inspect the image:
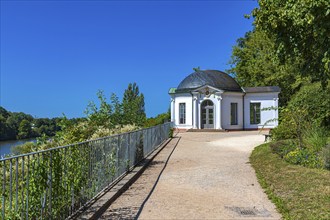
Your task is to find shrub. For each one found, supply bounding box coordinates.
[288,82,330,129]
[271,107,308,143]
[303,125,328,152]
[272,83,330,142]
[271,121,297,141]
[284,148,324,169]
[269,139,296,158]
[12,142,39,155]
[169,128,174,138]
[270,136,329,170]
[144,112,170,128]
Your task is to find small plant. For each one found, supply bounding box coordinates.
[269,139,296,158]
[270,107,308,142]
[284,148,324,169]
[169,128,174,138]
[303,125,328,153]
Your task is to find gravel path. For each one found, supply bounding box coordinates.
[100,131,281,219]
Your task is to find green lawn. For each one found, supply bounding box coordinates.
[250,143,330,220]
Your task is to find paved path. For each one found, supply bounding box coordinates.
[100,131,281,219]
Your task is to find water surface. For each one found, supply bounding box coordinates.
[0,138,36,158]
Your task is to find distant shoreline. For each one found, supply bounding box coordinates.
[0,138,37,157]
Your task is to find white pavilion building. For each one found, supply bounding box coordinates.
[169,70,280,130]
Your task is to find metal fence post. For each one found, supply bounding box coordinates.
[26,155,30,219]
[49,151,52,220]
[2,160,6,220]
[127,133,131,171]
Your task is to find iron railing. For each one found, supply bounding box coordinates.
[0,122,172,219]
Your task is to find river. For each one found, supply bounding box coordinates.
[0,138,37,158]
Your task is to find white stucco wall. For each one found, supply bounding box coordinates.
[244,93,279,129]
[221,92,244,130]
[172,93,193,129]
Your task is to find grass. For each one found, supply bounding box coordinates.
[250,143,330,220]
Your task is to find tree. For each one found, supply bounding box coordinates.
[144,111,170,127]
[110,93,122,125]
[253,0,330,87]
[0,106,10,119]
[122,83,146,126]
[84,90,112,127]
[17,119,32,139]
[0,107,62,140]
[228,29,306,105]
[0,107,15,140]
[6,112,33,132]
[0,115,10,140]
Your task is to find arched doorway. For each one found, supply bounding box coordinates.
[201,100,214,129]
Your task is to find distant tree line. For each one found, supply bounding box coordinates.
[145,111,170,127]
[0,107,80,141]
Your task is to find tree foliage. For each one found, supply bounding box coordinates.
[84,83,146,129]
[270,83,330,169]
[85,90,112,127]
[0,107,62,141]
[288,82,330,128]
[253,0,330,87]
[228,29,308,105]
[145,111,170,128]
[54,83,146,146]
[122,82,146,126]
[17,119,33,139]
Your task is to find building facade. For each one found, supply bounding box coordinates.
[169,70,280,130]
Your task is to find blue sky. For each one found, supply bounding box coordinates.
[0,0,258,119]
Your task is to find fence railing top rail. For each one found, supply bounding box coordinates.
[1,122,171,162]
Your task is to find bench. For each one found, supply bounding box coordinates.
[263,134,272,142]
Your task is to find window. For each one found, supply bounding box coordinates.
[250,103,261,124]
[179,103,186,124]
[230,103,238,125]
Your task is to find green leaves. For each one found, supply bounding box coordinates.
[17,119,32,139]
[288,82,330,128]
[228,29,304,105]
[253,0,330,87]
[122,83,146,126]
[0,107,62,141]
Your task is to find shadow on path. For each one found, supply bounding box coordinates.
[99,137,181,219]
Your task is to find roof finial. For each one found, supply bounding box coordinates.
[193,67,201,72]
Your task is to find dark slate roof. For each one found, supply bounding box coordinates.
[176,70,242,92]
[243,86,281,93]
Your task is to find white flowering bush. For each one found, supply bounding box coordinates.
[90,124,140,140]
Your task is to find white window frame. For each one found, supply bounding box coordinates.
[179,103,186,124]
[230,103,238,125]
[250,102,261,124]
